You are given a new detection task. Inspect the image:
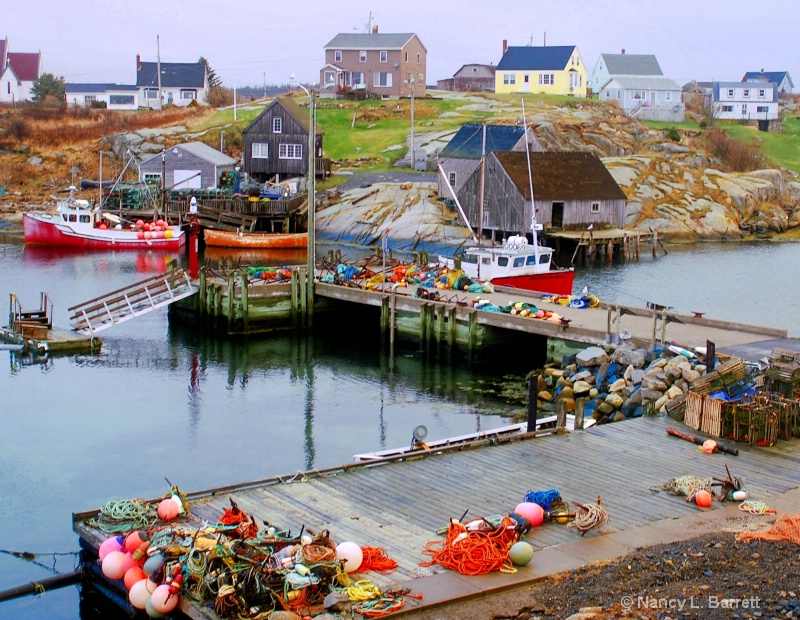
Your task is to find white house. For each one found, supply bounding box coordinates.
[0,38,43,103]
[706,81,780,129]
[600,76,684,122]
[742,71,794,95]
[65,84,139,110]
[135,55,208,109]
[591,52,662,94]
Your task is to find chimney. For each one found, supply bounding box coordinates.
[136,54,141,71]
[621,48,625,54]
[503,39,508,55]
[372,25,378,34]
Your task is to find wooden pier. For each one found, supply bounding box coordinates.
[72,414,800,619]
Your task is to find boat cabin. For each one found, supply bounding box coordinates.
[463,235,554,279]
[58,197,97,226]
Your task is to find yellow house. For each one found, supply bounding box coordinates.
[495,44,587,97]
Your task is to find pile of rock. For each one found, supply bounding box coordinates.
[537,345,706,424]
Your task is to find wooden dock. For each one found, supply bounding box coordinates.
[73,414,800,619]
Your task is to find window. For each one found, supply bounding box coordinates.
[503,73,516,85]
[538,73,554,85]
[273,117,282,133]
[757,106,769,113]
[727,88,735,98]
[742,104,748,114]
[722,105,734,112]
[334,50,342,62]
[758,89,766,98]
[526,255,537,266]
[279,144,303,159]
[472,66,478,73]
[497,257,508,267]
[591,202,600,213]
[180,90,196,100]
[380,51,387,63]
[145,88,158,99]
[405,52,408,62]
[743,89,750,98]
[109,95,134,105]
[513,257,525,268]
[323,70,335,87]
[79,214,91,223]
[84,95,97,103]
[143,172,162,183]
[448,172,456,187]
[539,254,550,265]
[351,72,365,87]
[408,73,414,86]
[359,50,367,62]
[373,72,392,87]
[418,73,424,85]
[417,53,421,64]
[252,143,269,159]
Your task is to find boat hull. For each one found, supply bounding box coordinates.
[204,229,308,249]
[23,214,185,250]
[489,269,575,296]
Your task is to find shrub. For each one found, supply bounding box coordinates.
[666,127,681,142]
[703,127,764,172]
[7,118,30,141]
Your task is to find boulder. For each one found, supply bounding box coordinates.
[576,346,608,367]
[573,380,592,396]
[642,373,668,391]
[682,367,701,383]
[654,393,671,412]
[666,385,684,400]
[629,369,646,385]
[572,370,594,383]
[605,393,625,409]
[612,411,627,422]
[596,401,615,416]
[560,385,575,400]
[611,348,646,368]
[609,378,627,392]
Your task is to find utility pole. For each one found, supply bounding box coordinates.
[156,35,162,110]
[409,77,415,170]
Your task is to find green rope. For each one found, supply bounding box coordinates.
[88,497,158,533]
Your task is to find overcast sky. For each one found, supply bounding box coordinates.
[6,0,798,89]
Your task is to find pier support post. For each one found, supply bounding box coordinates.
[227,273,235,329]
[468,309,478,356]
[199,270,207,321]
[291,269,299,326]
[447,306,456,350]
[241,270,249,333]
[575,396,586,430]
[526,370,540,433]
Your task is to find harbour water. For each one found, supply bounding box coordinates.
[0,237,798,619]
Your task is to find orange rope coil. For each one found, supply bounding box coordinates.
[358,546,398,573]
[420,517,518,575]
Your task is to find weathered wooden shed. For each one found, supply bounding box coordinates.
[138,142,237,190]
[243,97,323,183]
[459,150,626,236]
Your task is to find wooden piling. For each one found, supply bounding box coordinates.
[227,273,235,327]
[241,270,249,332]
[447,306,456,350]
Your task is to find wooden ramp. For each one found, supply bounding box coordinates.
[68,269,198,335]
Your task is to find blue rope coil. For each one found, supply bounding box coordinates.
[523,489,561,512]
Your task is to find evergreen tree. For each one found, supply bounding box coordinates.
[31,73,66,104]
[199,57,222,88]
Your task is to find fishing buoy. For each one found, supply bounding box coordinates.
[695,490,713,508]
[137,231,145,240]
[164,230,173,239]
[336,541,363,573]
[731,489,748,502]
[157,498,179,521]
[128,578,151,609]
[143,551,166,575]
[136,219,145,228]
[702,439,718,454]
[145,596,166,618]
[150,583,179,614]
[99,535,124,561]
[124,531,145,554]
[514,502,545,527]
[124,565,147,590]
[143,231,152,240]
[143,223,151,232]
[508,541,534,566]
[102,550,131,580]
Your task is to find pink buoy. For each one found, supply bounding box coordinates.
[335,541,363,573]
[157,498,180,521]
[514,502,545,527]
[150,583,179,614]
[143,222,151,231]
[137,231,145,240]
[136,219,145,228]
[128,578,151,609]
[125,531,144,554]
[102,550,128,580]
[143,231,152,240]
[156,219,166,228]
[99,535,124,561]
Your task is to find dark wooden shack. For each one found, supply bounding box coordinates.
[459,151,626,237]
[242,97,324,183]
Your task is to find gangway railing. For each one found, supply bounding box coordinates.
[68,269,197,335]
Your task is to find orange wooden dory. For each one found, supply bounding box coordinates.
[203,229,308,249]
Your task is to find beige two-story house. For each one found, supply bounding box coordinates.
[319,28,426,99]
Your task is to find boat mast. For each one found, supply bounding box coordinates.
[478,122,486,247]
[521,99,540,255]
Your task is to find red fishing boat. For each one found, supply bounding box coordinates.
[23,188,185,250]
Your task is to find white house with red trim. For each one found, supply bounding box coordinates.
[0,37,43,103]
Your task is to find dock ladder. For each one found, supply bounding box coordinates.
[69,269,198,335]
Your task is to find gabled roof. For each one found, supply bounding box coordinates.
[496,46,577,71]
[244,97,322,135]
[7,51,40,81]
[495,151,626,202]
[743,71,794,88]
[602,77,681,91]
[711,82,779,102]
[141,142,237,167]
[599,53,662,76]
[66,83,138,93]
[453,64,496,79]
[324,33,423,51]
[440,123,528,159]
[0,37,7,66]
[137,61,206,88]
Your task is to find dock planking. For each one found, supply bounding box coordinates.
[73,414,800,619]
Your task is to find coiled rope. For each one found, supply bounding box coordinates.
[353,596,405,617]
[420,517,518,575]
[652,475,712,501]
[91,498,158,533]
[737,500,777,515]
[358,546,398,573]
[567,499,609,535]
